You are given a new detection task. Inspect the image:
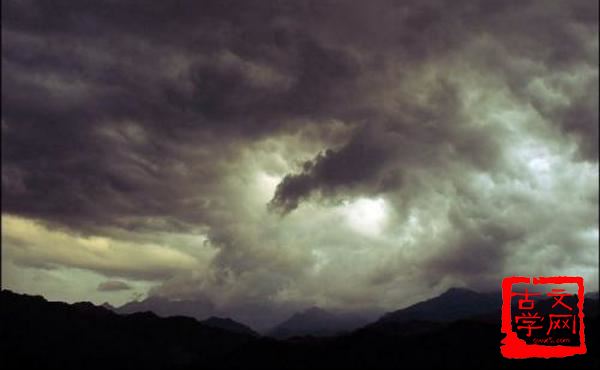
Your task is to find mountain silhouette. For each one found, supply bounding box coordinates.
[0,290,253,370]
[268,306,369,339]
[2,288,598,369]
[101,301,116,310]
[114,295,215,321]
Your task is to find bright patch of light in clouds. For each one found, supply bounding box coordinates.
[254,172,281,202]
[341,197,388,237]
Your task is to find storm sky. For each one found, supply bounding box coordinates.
[1,0,598,328]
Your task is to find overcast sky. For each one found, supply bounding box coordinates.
[2,0,598,327]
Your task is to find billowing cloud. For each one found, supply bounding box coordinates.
[1,0,597,328]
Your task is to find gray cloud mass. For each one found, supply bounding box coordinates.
[1,0,598,328]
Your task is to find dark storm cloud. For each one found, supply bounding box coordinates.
[1,0,597,318]
[270,127,391,213]
[463,0,599,161]
[98,280,131,292]
[269,0,599,212]
[2,0,597,227]
[1,0,366,231]
[270,77,506,213]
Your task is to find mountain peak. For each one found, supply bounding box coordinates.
[101,302,115,310]
[268,307,369,339]
[376,287,500,325]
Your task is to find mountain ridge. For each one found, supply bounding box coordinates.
[375,287,502,325]
[268,306,371,338]
[2,288,598,369]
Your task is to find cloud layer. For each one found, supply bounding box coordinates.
[2,0,598,327]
